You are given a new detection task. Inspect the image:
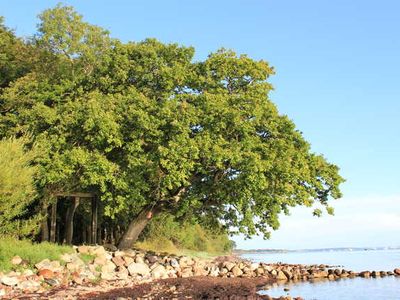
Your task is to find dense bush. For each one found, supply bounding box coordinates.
[0,137,40,237]
[136,214,235,255]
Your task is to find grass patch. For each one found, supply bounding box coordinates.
[135,239,223,259]
[0,237,73,272]
[135,214,234,258]
[79,253,95,264]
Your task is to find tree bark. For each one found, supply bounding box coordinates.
[91,196,98,244]
[49,200,57,243]
[117,205,159,250]
[65,197,80,245]
[40,202,50,242]
[40,218,49,242]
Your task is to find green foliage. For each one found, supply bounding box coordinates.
[0,18,31,89]
[0,5,344,243]
[136,213,234,254]
[0,137,41,237]
[36,4,113,81]
[0,237,73,272]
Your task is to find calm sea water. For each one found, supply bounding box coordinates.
[241,249,400,300]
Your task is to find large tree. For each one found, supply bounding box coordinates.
[0,5,344,249]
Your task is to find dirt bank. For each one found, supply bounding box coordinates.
[86,276,275,299]
[13,276,285,300]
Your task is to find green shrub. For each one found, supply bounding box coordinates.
[0,237,73,272]
[136,213,235,255]
[0,137,40,237]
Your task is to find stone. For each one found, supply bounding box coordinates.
[256,268,265,275]
[92,246,107,256]
[101,272,115,280]
[123,256,135,266]
[360,271,370,278]
[151,265,168,279]
[71,272,83,285]
[263,265,273,272]
[47,278,60,287]
[1,276,19,286]
[94,255,108,266]
[179,257,193,267]
[313,270,328,278]
[181,268,193,278]
[36,259,63,273]
[170,258,179,268]
[231,266,243,277]
[147,255,159,264]
[35,259,52,270]
[60,253,74,263]
[122,249,136,257]
[223,262,236,271]
[135,256,145,264]
[38,269,54,279]
[23,269,34,276]
[101,261,116,274]
[11,256,22,265]
[371,271,380,277]
[283,270,292,279]
[112,256,125,267]
[127,262,150,276]
[18,279,41,291]
[77,245,90,254]
[394,268,400,275]
[103,244,118,252]
[66,262,82,272]
[208,266,220,277]
[116,267,129,279]
[276,270,288,280]
[333,269,342,276]
[250,263,259,271]
[193,265,208,276]
[114,250,126,257]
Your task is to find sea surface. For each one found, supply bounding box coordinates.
[241,249,400,300]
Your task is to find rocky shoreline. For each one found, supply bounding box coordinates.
[1,245,399,299]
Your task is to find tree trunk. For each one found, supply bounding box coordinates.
[91,196,98,244]
[40,218,49,242]
[65,197,80,245]
[40,202,50,242]
[49,200,57,243]
[117,205,159,250]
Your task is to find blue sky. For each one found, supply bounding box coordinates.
[2,0,399,249]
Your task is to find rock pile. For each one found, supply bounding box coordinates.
[0,245,399,298]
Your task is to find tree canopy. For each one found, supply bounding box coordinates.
[0,5,344,246]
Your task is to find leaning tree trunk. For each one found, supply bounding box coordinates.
[117,205,159,250]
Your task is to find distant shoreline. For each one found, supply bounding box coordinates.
[234,246,400,254]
